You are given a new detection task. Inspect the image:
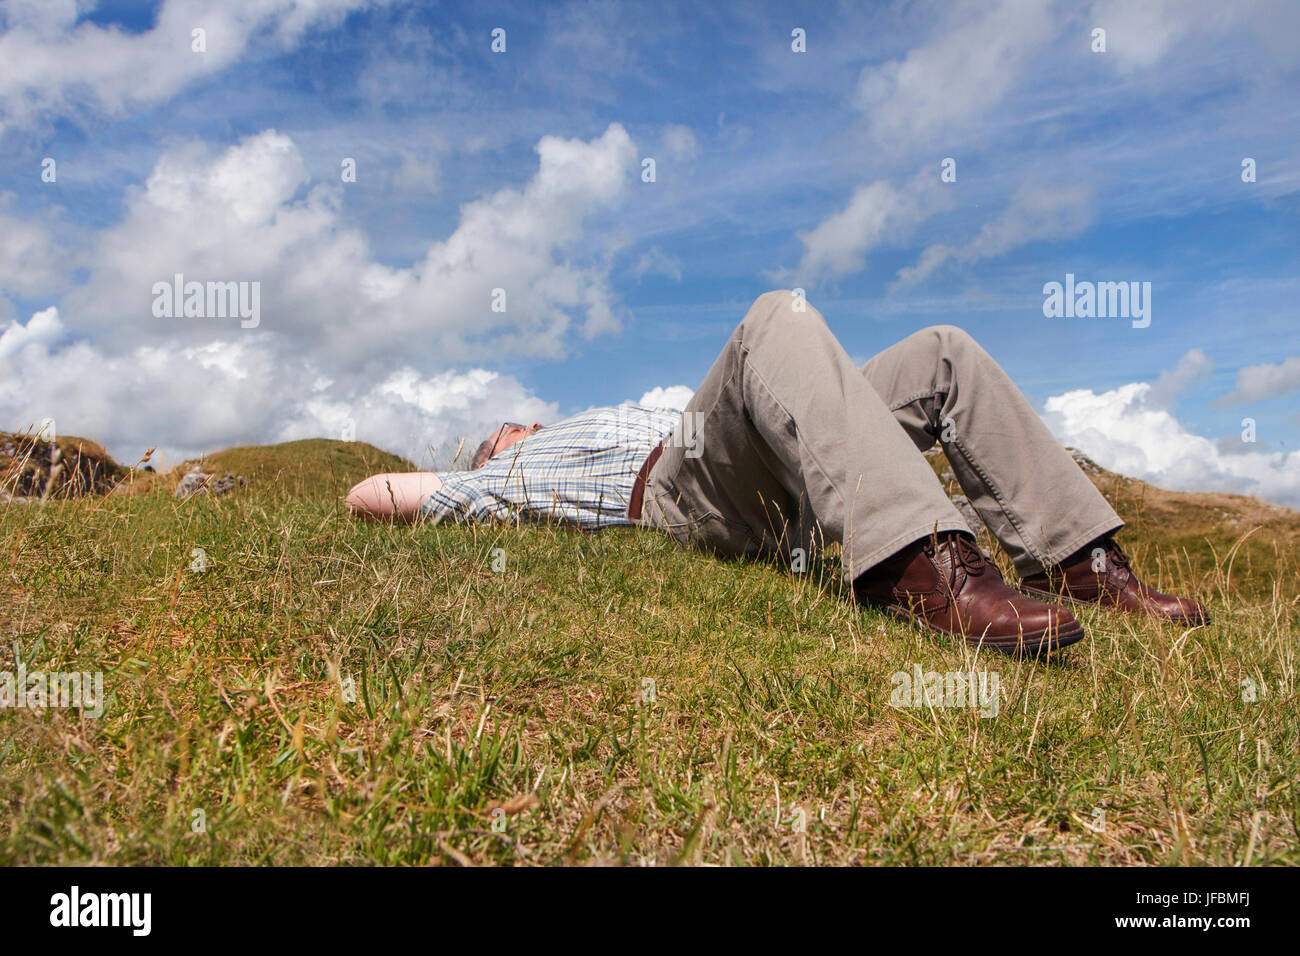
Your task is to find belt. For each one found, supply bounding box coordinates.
[628,439,666,521]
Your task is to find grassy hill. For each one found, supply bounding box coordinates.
[1,436,1296,865]
[123,438,419,502]
[1,430,128,500]
[5,432,419,504]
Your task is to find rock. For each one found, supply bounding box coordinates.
[1067,447,1103,476]
[174,467,207,498]
[174,466,247,499]
[209,472,246,495]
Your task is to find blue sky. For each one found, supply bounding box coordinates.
[1,0,1298,503]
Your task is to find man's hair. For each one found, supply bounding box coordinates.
[471,437,496,470]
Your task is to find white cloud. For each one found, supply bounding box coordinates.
[1218,355,1300,405]
[0,122,636,469]
[0,306,276,464]
[0,305,557,471]
[390,151,439,196]
[855,0,1057,148]
[1043,380,1300,508]
[633,247,683,281]
[405,122,637,350]
[1150,347,1213,408]
[277,367,558,470]
[1085,1,1300,77]
[0,305,61,360]
[662,124,698,163]
[805,0,1298,291]
[0,195,65,296]
[893,182,1094,289]
[796,172,951,280]
[0,0,387,137]
[637,385,693,411]
[62,122,635,363]
[1086,0,1200,73]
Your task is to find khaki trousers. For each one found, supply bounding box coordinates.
[640,290,1123,584]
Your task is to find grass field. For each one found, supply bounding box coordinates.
[1,439,1296,865]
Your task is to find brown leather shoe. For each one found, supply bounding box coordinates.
[855,533,1085,655]
[1019,536,1209,626]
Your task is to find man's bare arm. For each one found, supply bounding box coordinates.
[344,472,445,521]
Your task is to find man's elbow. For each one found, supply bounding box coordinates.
[344,472,445,521]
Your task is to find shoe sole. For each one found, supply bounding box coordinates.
[1016,584,1211,627]
[874,604,1087,658]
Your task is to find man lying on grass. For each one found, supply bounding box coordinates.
[346,290,1208,656]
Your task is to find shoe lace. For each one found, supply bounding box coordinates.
[924,534,996,587]
[952,534,987,572]
[1098,538,1132,591]
[1106,541,1130,569]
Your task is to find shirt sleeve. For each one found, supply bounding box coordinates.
[418,474,512,525]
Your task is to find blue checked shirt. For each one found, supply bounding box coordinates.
[419,404,680,528]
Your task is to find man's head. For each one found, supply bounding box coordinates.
[471,421,544,468]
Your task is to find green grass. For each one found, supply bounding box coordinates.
[157,438,421,501]
[1,441,1296,865]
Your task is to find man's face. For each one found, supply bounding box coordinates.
[474,421,544,467]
